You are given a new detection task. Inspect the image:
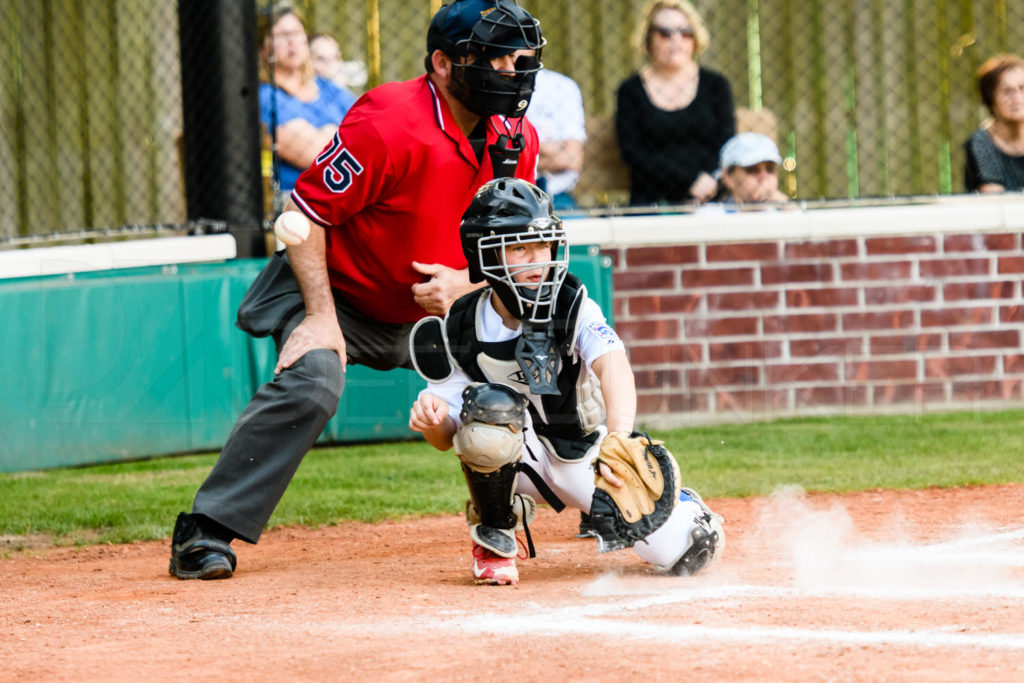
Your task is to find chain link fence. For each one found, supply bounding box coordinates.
[2,2,187,246]
[2,0,1022,244]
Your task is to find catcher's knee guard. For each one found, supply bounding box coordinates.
[454,384,528,557]
[453,383,527,473]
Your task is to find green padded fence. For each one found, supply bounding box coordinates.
[1,247,612,473]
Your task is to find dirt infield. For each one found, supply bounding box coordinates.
[3,484,1023,681]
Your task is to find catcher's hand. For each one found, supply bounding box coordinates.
[588,430,681,553]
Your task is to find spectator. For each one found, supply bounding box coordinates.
[712,132,790,207]
[167,0,543,581]
[526,66,586,210]
[258,7,358,193]
[965,54,1024,193]
[615,0,735,206]
[309,32,369,95]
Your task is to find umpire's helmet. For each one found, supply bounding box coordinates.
[460,178,568,323]
[427,0,545,118]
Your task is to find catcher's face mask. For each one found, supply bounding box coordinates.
[481,219,568,396]
[477,217,568,325]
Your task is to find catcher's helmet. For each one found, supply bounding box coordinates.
[427,0,544,117]
[460,178,568,323]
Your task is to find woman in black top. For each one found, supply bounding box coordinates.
[615,0,735,206]
[964,54,1024,193]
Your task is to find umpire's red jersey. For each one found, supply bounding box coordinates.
[291,74,539,324]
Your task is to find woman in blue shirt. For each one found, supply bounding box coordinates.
[258,7,357,193]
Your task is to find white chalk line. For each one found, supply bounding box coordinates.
[436,583,1024,650]
[432,527,1024,651]
[445,611,1024,651]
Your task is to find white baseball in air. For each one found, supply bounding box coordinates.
[274,211,311,246]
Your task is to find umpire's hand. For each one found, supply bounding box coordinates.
[274,313,347,375]
[411,262,477,315]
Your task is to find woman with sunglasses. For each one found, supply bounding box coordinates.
[615,0,735,206]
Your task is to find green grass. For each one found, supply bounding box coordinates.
[1,409,1022,549]
[659,409,1024,496]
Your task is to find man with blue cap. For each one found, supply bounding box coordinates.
[716,132,790,206]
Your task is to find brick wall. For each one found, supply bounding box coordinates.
[566,199,1024,424]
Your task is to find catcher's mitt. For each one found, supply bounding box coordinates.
[589,431,681,552]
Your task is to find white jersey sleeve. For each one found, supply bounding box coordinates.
[575,298,625,369]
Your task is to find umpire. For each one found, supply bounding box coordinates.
[169,0,545,579]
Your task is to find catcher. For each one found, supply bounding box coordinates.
[408,177,723,585]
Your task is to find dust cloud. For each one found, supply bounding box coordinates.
[755,487,1024,598]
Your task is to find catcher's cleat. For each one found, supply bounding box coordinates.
[576,511,597,539]
[169,512,237,580]
[472,543,519,585]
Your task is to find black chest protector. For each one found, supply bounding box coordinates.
[442,273,590,443]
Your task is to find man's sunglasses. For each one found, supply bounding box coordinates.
[652,25,696,39]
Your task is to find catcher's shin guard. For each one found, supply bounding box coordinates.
[467,491,537,558]
[462,462,519,557]
[667,514,722,576]
[666,489,725,576]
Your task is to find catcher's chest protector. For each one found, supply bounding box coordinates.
[444,274,591,442]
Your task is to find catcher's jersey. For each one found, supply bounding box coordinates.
[422,290,624,429]
[291,75,539,324]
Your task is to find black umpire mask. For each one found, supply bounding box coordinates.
[462,53,540,119]
[448,60,489,118]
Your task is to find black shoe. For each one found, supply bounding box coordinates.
[168,512,237,580]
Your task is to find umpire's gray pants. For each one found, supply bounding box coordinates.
[192,252,413,544]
